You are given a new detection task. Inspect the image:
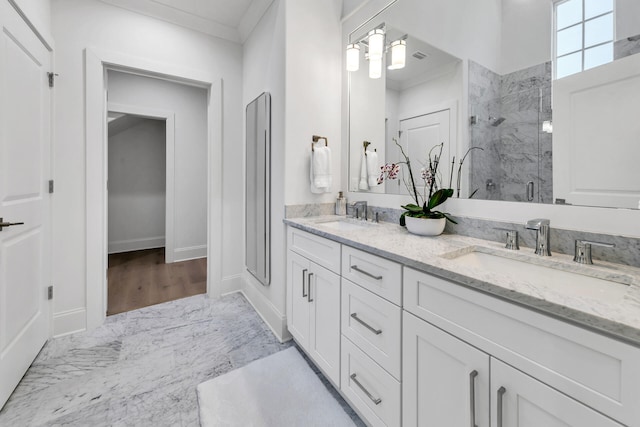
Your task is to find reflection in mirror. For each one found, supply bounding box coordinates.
[468,60,553,204]
[346,0,640,209]
[348,24,462,196]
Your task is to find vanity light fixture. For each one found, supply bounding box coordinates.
[367,29,385,60]
[369,56,382,79]
[346,43,360,72]
[388,39,406,70]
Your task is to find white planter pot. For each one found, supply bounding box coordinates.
[404,216,446,236]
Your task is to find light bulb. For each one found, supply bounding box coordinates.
[346,44,360,72]
[369,56,382,79]
[368,29,384,60]
[389,39,406,70]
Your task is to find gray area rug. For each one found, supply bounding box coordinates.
[197,347,356,427]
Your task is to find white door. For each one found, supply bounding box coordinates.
[403,311,490,427]
[388,110,452,197]
[286,251,310,347]
[491,359,623,427]
[308,263,340,385]
[0,1,52,409]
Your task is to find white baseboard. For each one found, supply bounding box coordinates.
[53,308,87,337]
[240,277,291,343]
[108,236,165,254]
[220,274,244,295]
[174,244,207,262]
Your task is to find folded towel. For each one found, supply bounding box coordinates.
[366,149,379,187]
[310,146,332,193]
[359,149,369,190]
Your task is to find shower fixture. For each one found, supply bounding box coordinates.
[489,116,506,126]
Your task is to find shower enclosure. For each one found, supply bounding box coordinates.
[468,60,553,204]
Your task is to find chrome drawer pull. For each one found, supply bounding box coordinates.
[350,313,382,335]
[497,386,506,427]
[307,273,314,302]
[351,265,382,280]
[350,373,381,405]
[469,370,478,427]
[302,268,308,298]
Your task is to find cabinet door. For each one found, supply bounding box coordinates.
[403,311,490,427]
[309,263,341,385]
[287,251,310,348]
[491,359,623,427]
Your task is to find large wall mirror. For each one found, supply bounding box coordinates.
[347,0,640,210]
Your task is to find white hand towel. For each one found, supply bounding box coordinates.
[366,149,379,187]
[359,149,369,190]
[310,146,332,193]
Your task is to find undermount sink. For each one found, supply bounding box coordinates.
[443,249,630,304]
[316,218,373,232]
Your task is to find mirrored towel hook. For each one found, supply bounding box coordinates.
[311,135,328,152]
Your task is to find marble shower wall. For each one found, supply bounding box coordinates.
[615,34,640,60]
[468,60,553,204]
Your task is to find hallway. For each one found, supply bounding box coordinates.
[107,248,207,315]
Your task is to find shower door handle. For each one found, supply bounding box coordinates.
[526,181,534,201]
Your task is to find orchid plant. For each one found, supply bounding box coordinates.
[378,138,457,226]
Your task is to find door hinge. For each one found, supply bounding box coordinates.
[48,180,54,194]
[47,72,58,88]
[47,285,53,300]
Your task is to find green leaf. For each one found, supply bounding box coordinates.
[427,188,453,210]
[401,204,423,213]
[399,212,407,227]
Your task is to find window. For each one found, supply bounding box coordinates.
[555,0,615,79]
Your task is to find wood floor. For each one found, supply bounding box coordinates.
[107,248,206,316]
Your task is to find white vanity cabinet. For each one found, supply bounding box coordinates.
[287,229,341,385]
[404,266,640,427]
[402,311,490,427]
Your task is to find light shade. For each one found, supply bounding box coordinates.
[388,39,406,70]
[369,56,382,79]
[368,29,385,60]
[346,44,360,72]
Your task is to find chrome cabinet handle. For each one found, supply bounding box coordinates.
[350,313,382,335]
[497,386,506,427]
[469,370,478,427]
[307,272,314,302]
[350,373,381,405]
[301,268,308,297]
[351,265,382,280]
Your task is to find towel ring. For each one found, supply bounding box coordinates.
[311,135,328,152]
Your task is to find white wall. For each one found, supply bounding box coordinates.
[51,0,243,335]
[108,118,166,253]
[285,0,343,205]
[107,71,207,260]
[242,0,288,339]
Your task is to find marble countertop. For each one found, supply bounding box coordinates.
[284,216,640,347]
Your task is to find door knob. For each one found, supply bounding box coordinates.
[0,218,25,231]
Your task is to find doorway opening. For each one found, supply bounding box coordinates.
[106,112,206,315]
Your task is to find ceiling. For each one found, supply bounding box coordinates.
[99,0,276,43]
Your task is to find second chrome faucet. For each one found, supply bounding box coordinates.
[526,218,551,256]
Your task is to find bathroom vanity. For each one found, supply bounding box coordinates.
[285,217,640,427]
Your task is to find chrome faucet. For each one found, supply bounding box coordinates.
[573,240,615,264]
[525,218,551,256]
[351,201,368,220]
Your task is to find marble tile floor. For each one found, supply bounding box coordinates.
[0,293,364,427]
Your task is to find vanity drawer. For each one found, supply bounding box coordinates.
[341,279,401,379]
[287,227,341,274]
[342,246,402,305]
[403,267,640,426]
[341,336,401,427]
